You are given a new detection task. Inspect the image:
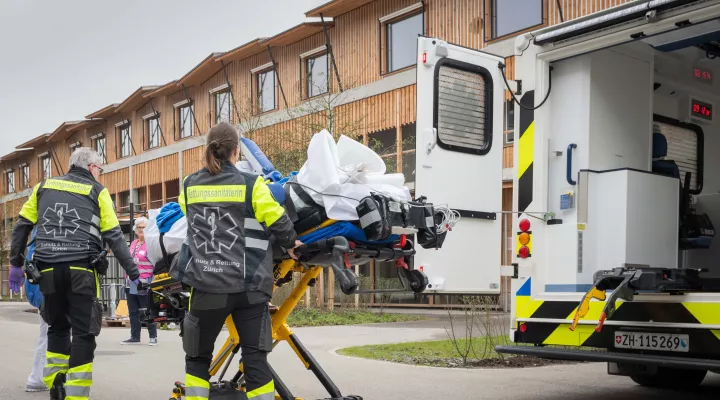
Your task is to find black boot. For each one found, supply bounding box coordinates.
[50,374,66,400]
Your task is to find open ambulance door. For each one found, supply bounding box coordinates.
[414,37,505,294]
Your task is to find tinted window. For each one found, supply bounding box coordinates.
[387,13,423,72]
[492,0,543,38]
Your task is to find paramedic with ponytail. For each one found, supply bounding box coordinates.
[178,122,300,400]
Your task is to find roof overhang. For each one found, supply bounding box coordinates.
[305,0,375,18]
[144,80,179,99]
[48,121,85,143]
[115,86,160,113]
[177,53,226,87]
[263,22,331,47]
[1,148,34,162]
[67,118,104,133]
[16,134,50,149]
[215,38,268,63]
[85,103,119,119]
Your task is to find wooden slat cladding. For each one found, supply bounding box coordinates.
[503,146,514,169]
[182,147,205,177]
[133,156,171,188]
[426,0,484,49]
[100,168,128,194]
[548,0,634,26]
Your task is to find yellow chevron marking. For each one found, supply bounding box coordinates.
[518,121,535,177]
[682,303,720,340]
[516,296,543,320]
[542,300,625,346]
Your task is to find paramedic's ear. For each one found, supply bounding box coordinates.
[230,145,240,164]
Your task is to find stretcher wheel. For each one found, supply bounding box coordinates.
[408,269,428,293]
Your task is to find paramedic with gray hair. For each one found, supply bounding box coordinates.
[8,146,139,400]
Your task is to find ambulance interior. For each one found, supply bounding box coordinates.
[542,18,720,285]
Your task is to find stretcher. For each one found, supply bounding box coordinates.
[149,221,427,400]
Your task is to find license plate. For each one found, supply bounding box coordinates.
[614,331,689,352]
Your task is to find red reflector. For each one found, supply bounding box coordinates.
[519,218,531,232]
[518,246,530,259]
[400,234,407,248]
[519,323,527,333]
[422,52,427,63]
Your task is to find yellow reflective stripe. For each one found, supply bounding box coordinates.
[252,176,285,227]
[95,270,100,297]
[69,266,92,272]
[98,188,119,232]
[41,268,53,273]
[247,380,275,399]
[185,373,210,400]
[47,351,70,361]
[517,121,534,177]
[179,176,189,215]
[43,179,93,195]
[19,183,41,223]
[188,287,194,311]
[683,303,720,340]
[186,184,246,204]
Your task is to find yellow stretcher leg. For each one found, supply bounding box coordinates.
[173,259,353,400]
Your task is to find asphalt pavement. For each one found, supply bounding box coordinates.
[0,303,718,400]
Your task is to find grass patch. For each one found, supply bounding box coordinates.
[338,337,583,368]
[287,308,425,327]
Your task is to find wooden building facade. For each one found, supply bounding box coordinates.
[0,0,634,304]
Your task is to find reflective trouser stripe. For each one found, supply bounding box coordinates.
[43,352,69,388]
[185,374,210,400]
[65,363,93,400]
[247,380,275,399]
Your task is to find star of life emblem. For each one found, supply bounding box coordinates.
[42,203,81,238]
[191,207,239,254]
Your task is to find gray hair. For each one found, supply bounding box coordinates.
[133,217,148,231]
[69,147,104,170]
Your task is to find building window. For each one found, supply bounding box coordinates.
[6,170,15,194]
[177,103,194,139]
[41,155,52,180]
[256,69,276,114]
[385,11,424,73]
[504,99,515,144]
[215,90,233,124]
[491,0,544,39]
[21,164,30,189]
[93,135,107,164]
[306,53,328,98]
[119,123,132,158]
[146,116,161,149]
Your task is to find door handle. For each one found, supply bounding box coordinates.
[567,143,577,186]
[426,128,437,154]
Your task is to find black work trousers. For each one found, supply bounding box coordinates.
[183,290,274,400]
[39,263,102,396]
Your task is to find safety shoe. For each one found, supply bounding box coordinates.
[149,337,158,346]
[121,338,141,345]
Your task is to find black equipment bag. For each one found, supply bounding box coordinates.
[284,176,328,233]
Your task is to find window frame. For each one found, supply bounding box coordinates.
[20,163,30,189]
[143,112,162,150]
[504,99,515,145]
[212,86,233,124]
[380,4,426,76]
[302,48,329,99]
[433,58,494,156]
[486,0,547,42]
[6,169,15,194]
[39,154,52,180]
[175,100,195,140]
[91,133,107,164]
[117,121,133,159]
[252,64,277,115]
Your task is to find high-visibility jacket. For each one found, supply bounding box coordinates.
[9,166,139,279]
[177,161,297,296]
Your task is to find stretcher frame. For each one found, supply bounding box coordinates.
[163,235,426,400]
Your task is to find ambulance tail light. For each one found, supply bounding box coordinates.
[519,219,531,232]
[518,246,530,259]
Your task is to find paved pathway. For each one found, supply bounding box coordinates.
[0,303,717,399]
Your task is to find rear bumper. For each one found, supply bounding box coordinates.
[495,345,720,370]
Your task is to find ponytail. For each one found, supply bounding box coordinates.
[204,122,240,175]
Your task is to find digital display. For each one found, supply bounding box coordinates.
[691,99,712,121]
[693,67,713,84]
